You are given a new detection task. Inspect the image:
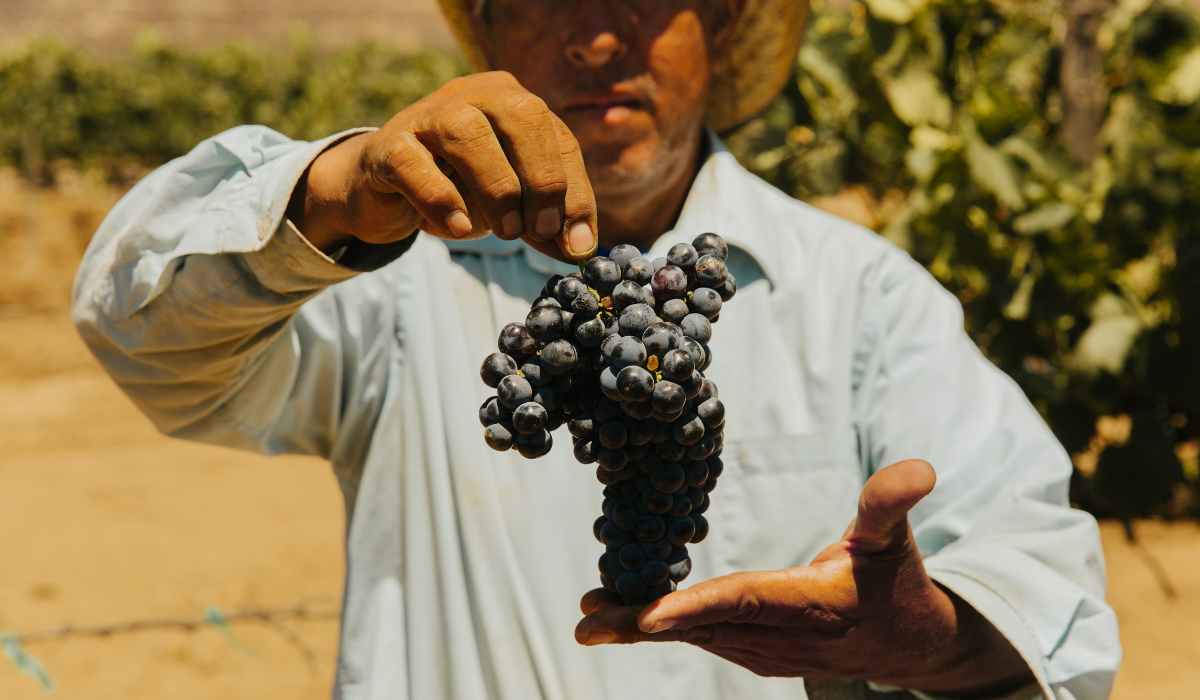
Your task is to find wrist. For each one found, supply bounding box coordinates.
[287,132,369,253]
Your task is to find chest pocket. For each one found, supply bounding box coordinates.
[702,433,862,572]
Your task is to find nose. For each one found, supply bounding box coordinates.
[566,32,627,69]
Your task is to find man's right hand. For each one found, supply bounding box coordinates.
[289,71,599,262]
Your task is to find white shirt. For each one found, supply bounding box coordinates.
[73,125,1120,699]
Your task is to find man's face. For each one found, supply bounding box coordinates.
[478,1,725,198]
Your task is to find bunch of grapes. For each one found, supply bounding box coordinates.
[478,233,735,605]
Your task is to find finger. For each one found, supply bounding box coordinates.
[580,588,621,616]
[364,131,473,239]
[478,88,568,243]
[847,459,935,555]
[548,113,598,260]
[426,104,525,240]
[637,570,791,632]
[575,605,696,646]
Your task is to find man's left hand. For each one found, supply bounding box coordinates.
[574,459,1032,695]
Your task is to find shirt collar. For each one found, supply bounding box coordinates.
[444,130,782,285]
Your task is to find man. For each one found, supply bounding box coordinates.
[73,0,1120,698]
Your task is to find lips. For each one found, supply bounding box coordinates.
[563,93,647,113]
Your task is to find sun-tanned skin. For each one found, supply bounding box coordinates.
[287,1,1033,694]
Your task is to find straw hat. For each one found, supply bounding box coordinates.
[436,0,808,133]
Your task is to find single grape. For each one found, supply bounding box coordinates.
[655,440,687,462]
[612,280,646,311]
[573,316,607,348]
[479,397,504,427]
[600,333,622,358]
[718,274,737,301]
[634,515,667,543]
[617,366,656,402]
[584,257,622,295]
[651,463,687,494]
[497,374,534,410]
[618,303,659,337]
[642,490,673,514]
[484,423,514,451]
[707,456,724,479]
[498,323,538,360]
[681,370,705,399]
[599,366,621,401]
[515,430,553,458]
[615,572,646,600]
[555,277,590,306]
[667,242,699,271]
[625,257,653,284]
[607,336,648,368]
[539,339,579,374]
[693,254,728,289]
[628,420,657,446]
[565,290,600,315]
[660,298,689,324]
[593,516,609,543]
[651,264,688,302]
[622,400,654,420]
[598,421,629,450]
[697,378,719,403]
[673,415,706,446]
[568,417,596,438]
[698,398,725,428]
[679,337,707,370]
[644,539,673,561]
[692,233,729,261]
[512,402,549,435]
[640,560,670,586]
[619,543,648,571]
[690,514,709,543]
[611,502,639,531]
[650,380,687,415]
[526,306,566,342]
[574,438,598,464]
[480,352,518,388]
[642,322,677,356]
[652,407,685,425]
[609,244,641,271]
[597,448,628,472]
[660,349,695,382]
[680,313,712,343]
[667,553,692,582]
[689,287,723,320]
[684,460,709,487]
[670,494,693,517]
[686,436,716,460]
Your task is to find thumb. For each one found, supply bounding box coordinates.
[846,459,935,554]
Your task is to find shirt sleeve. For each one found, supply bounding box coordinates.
[72,124,415,467]
[851,247,1121,699]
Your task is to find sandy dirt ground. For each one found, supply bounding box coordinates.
[1,311,1198,699]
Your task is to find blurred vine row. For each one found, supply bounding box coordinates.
[1,0,1197,521]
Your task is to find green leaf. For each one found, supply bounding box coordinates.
[1152,45,1200,105]
[962,121,1026,210]
[1013,202,1077,235]
[1069,294,1143,374]
[880,62,952,127]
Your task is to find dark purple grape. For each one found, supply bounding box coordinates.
[619,543,647,571]
[650,380,686,415]
[642,322,679,356]
[568,417,596,438]
[707,456,724,479]
[661,298,689,324]
[597,448,628,471]
[651,463,687,494]
[573,316,607,348]
[555,276,590,305]
[693,254,728,289]
[698,398,725,428]
[680,313,712,343]
[670,494,693,517]
[718,274,737,301]
[640,560,670,586]
[617,366,655,402]
[607,336,648,368]
[612,280,646,311]
[611,502,639,531]
[618,303,659,336]
[679,338,707,370]
[673,415,706,446]
[479,397,504,427]
[574,438,598,464]
[622,400,654,420]
[651,264,688,301]
[584,257,622,295]
[539,340,579,374]
[595,398,623,423]
[526,306,566,341]
[643,490,673,514]
[598,421,629,449]
[515,430,553,458]
[628,420,657,446]
[667,242,699,271]
[600,333,622,358]
[593,516,609,543]
[689,287,723,320]
[667,553,692,582]
[635,515,667,543]
[616,572,646,600]
[692,233,729,261]
[697,378,719,403]
[661,349,695,382]
[681,370,705,399]
[686,436,716,460]
[481,352,518,388]
[625,257,653,284]
[484,423,513,451]
[512,402,548,435]
[531,296,561,310]
[498,323,538,360]
[667,517,695,546]
[684,460,709,487]
[599,367,621,400]
[656,440,687,462]
[690,514,709,543]
[497,374,534,410]
[609,244,641,271]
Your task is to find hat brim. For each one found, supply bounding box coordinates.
[436,0,807,133]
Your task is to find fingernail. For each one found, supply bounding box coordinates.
[447,211,472,238]
[502,211,522,238]
[567,221,595,257]
[536,208,561,238]
[587,630,616,645]
[646,619,675,633]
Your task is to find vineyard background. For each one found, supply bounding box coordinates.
[1,0,1199,697]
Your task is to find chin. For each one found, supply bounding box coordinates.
[581,137,664,196]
